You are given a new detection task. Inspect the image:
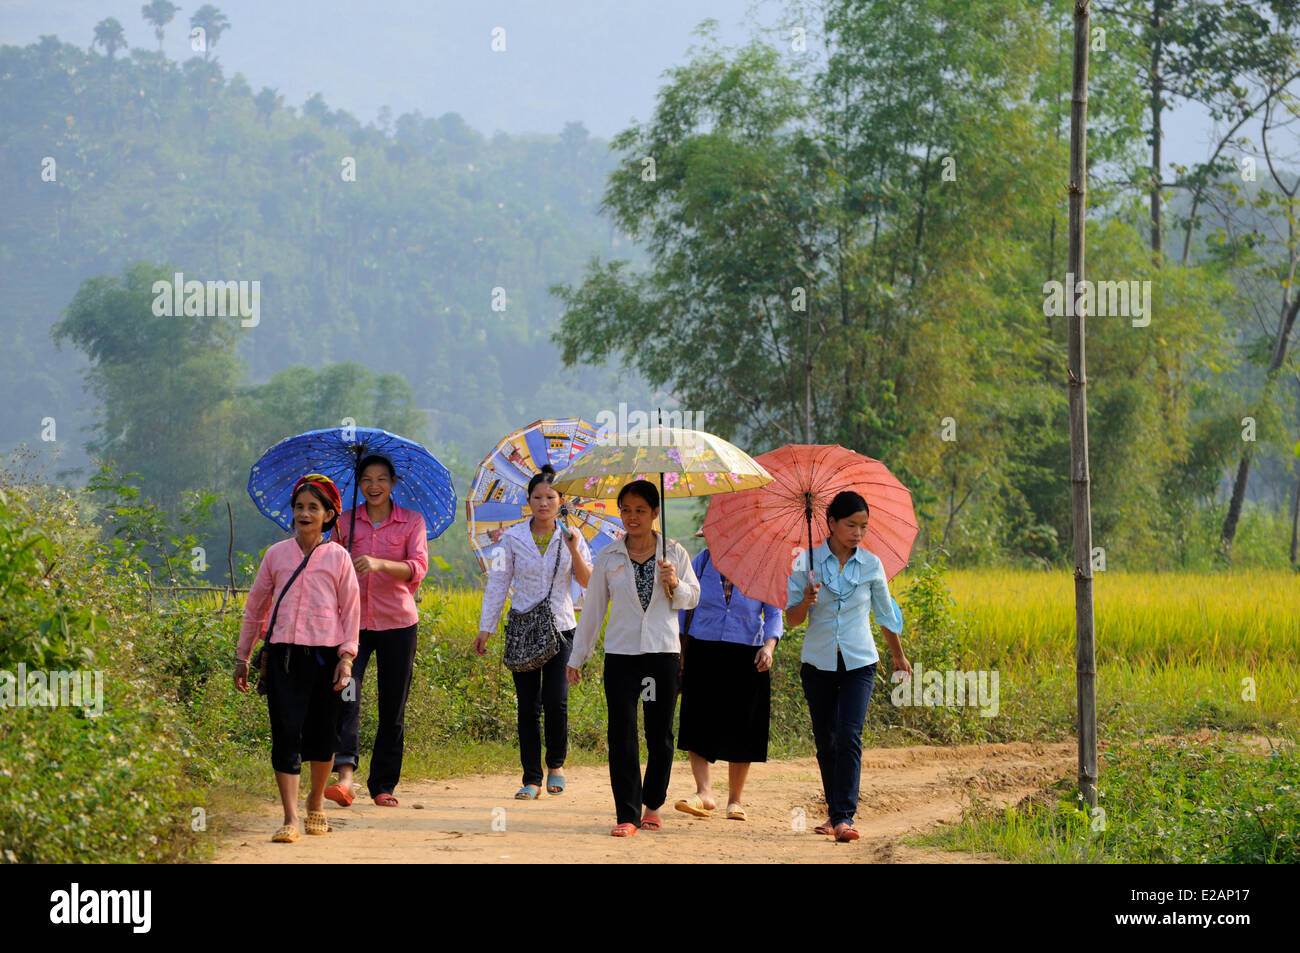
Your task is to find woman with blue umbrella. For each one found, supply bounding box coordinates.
[248,426,456,810]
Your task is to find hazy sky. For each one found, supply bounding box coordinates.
[2,0,1225,163]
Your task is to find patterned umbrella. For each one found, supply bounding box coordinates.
[466,419,626,589]
[248,426,457,550]
[701,444,917,608]
[551,425,772,574]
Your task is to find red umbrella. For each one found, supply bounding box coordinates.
[701,445,917,608]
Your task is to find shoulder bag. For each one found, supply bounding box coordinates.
[502,539,564,673]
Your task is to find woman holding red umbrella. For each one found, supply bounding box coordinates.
[785,490,912,844]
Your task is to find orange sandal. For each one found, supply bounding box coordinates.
[324,783,354,807]
[834,823,860,842]
[610,822,638,837]
[813,820,835,835]
[373,793,399,807]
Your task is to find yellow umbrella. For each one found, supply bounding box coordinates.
[551,424,771,588]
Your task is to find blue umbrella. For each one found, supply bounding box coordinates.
[248,426,457,550]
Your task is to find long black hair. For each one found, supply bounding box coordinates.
[826,490,869,524]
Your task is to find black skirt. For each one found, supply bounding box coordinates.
[677,636,770,763]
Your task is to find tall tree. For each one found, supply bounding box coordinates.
[189,4,229,61]
[141,1,181,52]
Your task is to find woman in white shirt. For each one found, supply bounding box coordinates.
[567,479,701,836]
[475,464,592,799]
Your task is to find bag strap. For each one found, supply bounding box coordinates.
[264,542,322,646]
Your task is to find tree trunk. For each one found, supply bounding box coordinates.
[1068,0,1098,811]
[1289,472,1299,567]
[1222,256,1300,551]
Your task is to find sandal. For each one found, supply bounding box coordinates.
[610,822,638,837]
[834,822,860,842]
[726,803,747,821]
[813,820,835,835]
[546,772,566,795]
[271,824,300,843]
[515,785,540,800]
[639,812,662,832]
[305,810,331,835]
[674,794,713,818]
[324,783,354,807]
[373,793,399,807]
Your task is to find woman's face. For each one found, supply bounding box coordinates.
[828,509,870,550]
[618,493,658,536]
[529,481,560,519]
[359,463,394,507]
[292,490,333,535]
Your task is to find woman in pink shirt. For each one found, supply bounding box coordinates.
[235,473,360,844]
[326,455,429,807]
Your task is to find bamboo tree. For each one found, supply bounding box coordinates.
[1068,0,1098,809]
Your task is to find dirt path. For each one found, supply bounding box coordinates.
[212,740,1076,864]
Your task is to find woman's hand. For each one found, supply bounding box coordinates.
[563,526,582,552]
[353,555,381,575]
[333,657,354,691]
[755,639,776,672]
[893,652,913,680]
[234,659,249,693]
[473,631,491,657]
[566,665,582,686]
[658,558,679,596]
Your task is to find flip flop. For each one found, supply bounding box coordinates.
[674,795,713,818]
[546,772,566,795]
[639,812,662,831]
[324,783,354,807]
[373,793,399,807]
[271,824,300,843]
[304,810,331,835]
[610,822,638,837]
[813,820,835,835]
[515,785,540,800]
[726,803,747,821]
[834,823,860,842]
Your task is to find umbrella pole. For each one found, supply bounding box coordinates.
[805,492,814,581]
[660,471,672,598]
[348,450,361,553]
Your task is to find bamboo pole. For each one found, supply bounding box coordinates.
[1068,0,1098,809]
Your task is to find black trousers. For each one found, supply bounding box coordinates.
[266,643,343,775]
[334,624,418,797]
[603,652,681,826]
[511,629,574,788]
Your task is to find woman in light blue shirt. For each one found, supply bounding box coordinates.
[785,490,912,843]
[673,543,782,822]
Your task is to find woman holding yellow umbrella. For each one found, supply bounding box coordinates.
[556,422,771,836]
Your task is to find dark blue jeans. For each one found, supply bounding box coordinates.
[512,629,574,788]
[800,655,878,826]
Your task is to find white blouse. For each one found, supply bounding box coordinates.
[478,519,592,634]
[569,533,701,664]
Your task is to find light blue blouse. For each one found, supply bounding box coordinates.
[785,542,903,672]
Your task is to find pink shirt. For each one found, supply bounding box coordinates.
[238,538,361,660]
[335,503,427,631]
